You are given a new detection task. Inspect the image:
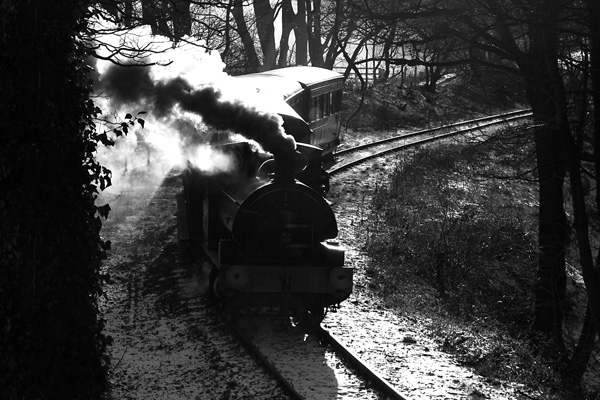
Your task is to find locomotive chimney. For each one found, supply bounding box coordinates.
[273,150,296,185]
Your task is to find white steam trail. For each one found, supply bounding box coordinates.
[91,25,295,200]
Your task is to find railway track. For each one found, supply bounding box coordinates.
[328,109,532,176]
[213,109,533,400]
[230,313,410,400]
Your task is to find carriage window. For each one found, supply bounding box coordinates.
[332,90,342,113]
[330,92,335,115]
[317,95,323,119]
[311,91,340,120]
[310,97,318,120]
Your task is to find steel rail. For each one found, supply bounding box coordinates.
[213,110,530,400]
[228,319,306,400]
[317,326,412,400]
[229,313,413,399]
[329,110,532,176]
[334,109,531,158]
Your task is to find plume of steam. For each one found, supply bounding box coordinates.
[91,26,297,206]
[97,63,296,154]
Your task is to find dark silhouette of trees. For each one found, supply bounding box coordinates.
[564,0,600,387]
[0,1,112,398]
[90,1,361,73]
[99,0,194,40]
[226,0,349,71]
[441,1,600,387]
[231,0,346,71]
[345,0,599,388]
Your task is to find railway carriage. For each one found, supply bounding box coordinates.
[234,66,344,161]
[178,66,351,323]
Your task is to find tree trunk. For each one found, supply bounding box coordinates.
[295,0,309,65]
[324,0,344,68]
[253,0,277,70]
[565,304,598,388]
[530,104,567,351]
[560,1,600,386]
[381,24,397,80]
[279,0,294,67]
[172,0,192,41]
[584,0,600,351]
[141,0,171,36]
[519,11,568,350]
[561,65,597,385]
[308,0,328,67]
[231,0,261,72]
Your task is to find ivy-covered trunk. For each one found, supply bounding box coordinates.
[0,1,111,399]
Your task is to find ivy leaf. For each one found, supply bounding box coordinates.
[138,118,145,128]
[97,133,114,146]
[97,204,111,219]
[120,122,129,135]
[124,113,133,119]
[137,111,147,115]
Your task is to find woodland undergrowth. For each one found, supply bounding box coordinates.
[343,75,599,398]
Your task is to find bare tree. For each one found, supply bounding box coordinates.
[345,0,599,387]
[226,0,353,71]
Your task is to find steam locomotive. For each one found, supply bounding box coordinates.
[177,67,352,322]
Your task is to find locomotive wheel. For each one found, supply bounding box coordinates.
[209,267,222,301]
[307,307,327,324]
[212,277,221,299]
[295,306,327,328]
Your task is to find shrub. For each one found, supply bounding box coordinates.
[364,140,539,328]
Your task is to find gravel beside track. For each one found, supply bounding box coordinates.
[325,158,534,400]
[100,170,292,400]
[98,125,540,399]
[236,314,384,399]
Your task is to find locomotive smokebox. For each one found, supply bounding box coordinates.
[273,150,297,185]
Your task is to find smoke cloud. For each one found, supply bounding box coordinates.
[97,62,296,154]
[91,26,297,208]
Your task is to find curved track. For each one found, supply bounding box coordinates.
[216,110,533,399]
[329,109,532,176]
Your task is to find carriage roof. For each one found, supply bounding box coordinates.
[234,66,343,99]
[256,66,343,87]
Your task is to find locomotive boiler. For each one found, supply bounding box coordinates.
[178,141,353,322]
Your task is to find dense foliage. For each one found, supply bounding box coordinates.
[350,75,598,395]
[365,139,538,322]
[362,135,582,395]
[0,1,112,398]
